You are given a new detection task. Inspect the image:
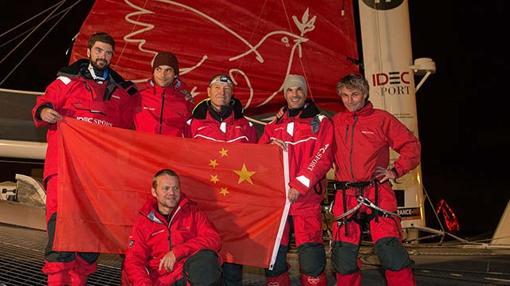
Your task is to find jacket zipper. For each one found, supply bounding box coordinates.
[344,125,349,144]
[159,90,166,134]
[349,115,358,180]
[167,206,181,249]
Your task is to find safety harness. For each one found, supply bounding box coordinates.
[329,180,399,235]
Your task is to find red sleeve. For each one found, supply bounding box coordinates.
[32,77,70,128]
[386,115,421,177]
[258,122,274,144]
[289,116,334,194]
[124,219,152,286]
[171,207,221,261]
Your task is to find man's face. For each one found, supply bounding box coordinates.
[208,82,233,111]
[151,174,181,214]
[284,87,306,109]
[153,65,176,87]
[338,87,367,112]
[87,41,113,70]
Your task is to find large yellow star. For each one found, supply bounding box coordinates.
[234,164,256,184]
[210,174,219,184]
[219,187,229,196]
[219,148,229,157]
[209,159,218,168]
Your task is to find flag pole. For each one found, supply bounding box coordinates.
[268,149,291,270]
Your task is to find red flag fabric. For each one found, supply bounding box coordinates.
[71,0,357,114]
[54,118,287,268]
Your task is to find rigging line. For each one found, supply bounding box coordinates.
[0,4,76,49]
[235,0,269,69]
[422,184,446,233]
[0,0,66,66]
[0,0,80,87]
[0,0,65,40]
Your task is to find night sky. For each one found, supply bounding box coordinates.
[1,1,508,235]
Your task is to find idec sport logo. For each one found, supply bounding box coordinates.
[371,71,412,96]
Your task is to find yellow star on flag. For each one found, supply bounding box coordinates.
[219,148,229,157]
[234,163,256,184]
[219,187,229,196]
[210,174,219,184]
[209,159,218,168]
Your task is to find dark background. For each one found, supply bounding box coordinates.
[0,1,508,236]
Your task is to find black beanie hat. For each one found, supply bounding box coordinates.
[152,52,179,76]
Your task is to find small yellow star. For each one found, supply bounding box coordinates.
[219,148,229,157]
[209,159,218,168]
[210,174,219,184]
[219,187,229,196]
[234,163,256,184]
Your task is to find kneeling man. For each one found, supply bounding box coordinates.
[124,169,222,285]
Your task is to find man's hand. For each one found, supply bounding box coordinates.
[158,251,176,272]
[374,166,397,183]
[288,188,300,203]
[270,138,287,151]
[40,108,63,124]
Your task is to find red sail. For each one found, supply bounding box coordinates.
[70,0,357,114]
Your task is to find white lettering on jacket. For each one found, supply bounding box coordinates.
[307,144,330,171]
[76,116,113,127]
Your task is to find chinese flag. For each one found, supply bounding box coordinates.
[54,118,288,268]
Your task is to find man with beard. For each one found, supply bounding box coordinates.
[186,74,257,286]
[134,51,194,136]
[124,169,222,286]
[330,73,419,285]
[258,74,333,286]
[32,32,138,285]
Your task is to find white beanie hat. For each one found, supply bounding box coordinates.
[282,74,307,96]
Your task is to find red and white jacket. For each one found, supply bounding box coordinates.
[124,196,221,286]
[331,101,421,182]
[259,101,333,215]
[32,59,138,180]
[134,79,193,137]
[187,98,257,143]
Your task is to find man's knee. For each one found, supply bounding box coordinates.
[222,262,243,285]
[265,245,289,277]
[298,242,325,276]
[331,241,359,274]
[77,252,99,264]
[374,237,413,271]
[184,249,221,285]
[45,213,76,263]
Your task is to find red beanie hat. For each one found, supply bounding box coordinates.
[152,52,179,76]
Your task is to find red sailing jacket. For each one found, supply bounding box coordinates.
[259,102,333,215]
[134,79,193,137]
[32,59,138,180]
[187,98,257,143]
[331,101,421,182]
[124,196,221,286]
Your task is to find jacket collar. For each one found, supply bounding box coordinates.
[345,101,374,117]
[192,98,244,121]
[140,195,189,224]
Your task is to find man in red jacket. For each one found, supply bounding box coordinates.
[32,32,138,286]
[259,74,333,286]
[330,73,420,286]
[124,169,222,286]
[187,74,257,286]
[134,52,193,136]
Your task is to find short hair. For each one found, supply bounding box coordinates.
[87,32,115,50]
[152,169,179,189]
[336,73,369,97]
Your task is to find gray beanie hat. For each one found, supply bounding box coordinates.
[282,74,307,96]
